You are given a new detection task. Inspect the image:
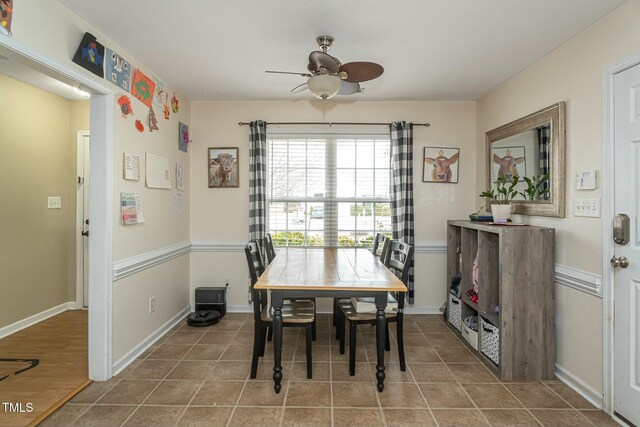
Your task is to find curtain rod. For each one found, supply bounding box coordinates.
[237,121,430,127]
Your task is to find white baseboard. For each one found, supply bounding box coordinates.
[0,301,76,339]
[404,306,442,315]
[112,305,191,376]
[555,363,603,409]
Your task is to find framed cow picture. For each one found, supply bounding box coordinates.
[208,147,239,188]
[492,146,526,183]
[423,147,459,184]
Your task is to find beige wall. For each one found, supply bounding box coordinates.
[475,0,640,394]
[10,1,191,362]
[0,75,88,327]
[190,101,476,311]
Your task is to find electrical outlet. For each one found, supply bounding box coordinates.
[47,196,62,209]
[575,198,600,217]
[224,276,231,287]
[149,296,157,313]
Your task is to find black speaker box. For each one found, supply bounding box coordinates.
[195,286,227,317]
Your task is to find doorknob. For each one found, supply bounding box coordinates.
[610,255,630,268]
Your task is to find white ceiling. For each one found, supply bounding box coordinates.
[56,0,625,101]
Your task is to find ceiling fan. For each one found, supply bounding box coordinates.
[266,35,384,100]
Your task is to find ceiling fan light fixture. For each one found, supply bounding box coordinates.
[308,74,341,100]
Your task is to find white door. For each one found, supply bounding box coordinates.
[613,63,640,425]
[76,132,90,308]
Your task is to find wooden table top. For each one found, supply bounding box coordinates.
[255,247,407,292]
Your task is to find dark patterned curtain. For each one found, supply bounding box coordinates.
[537,125,550,200]
[390,121,415,304]
[249,121,268,259]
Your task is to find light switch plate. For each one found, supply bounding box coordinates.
[575,198,600,217]
[47,196,62,209]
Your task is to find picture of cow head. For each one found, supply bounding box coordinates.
[424,149,460,183]
[493,148,525,180]
[208,147,239,188]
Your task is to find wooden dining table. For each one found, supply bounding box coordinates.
[254,247,407,393]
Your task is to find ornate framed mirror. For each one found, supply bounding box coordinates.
[485,102,565,217]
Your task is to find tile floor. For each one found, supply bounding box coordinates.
[41,313,620,427]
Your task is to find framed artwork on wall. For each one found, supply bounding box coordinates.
[208,147,239,188]
[106,48,130,91]
[423,147,460,183]
[492,146,526,182]
[131,69,155,107]
[178,122,190,152]
[72,33,105,78]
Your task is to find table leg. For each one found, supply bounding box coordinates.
[272,293,284,393]
[375,292,387,392]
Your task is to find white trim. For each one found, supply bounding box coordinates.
[404,306,442,314]
[0,33,115,382]
[191,240,246,252]
[0,302,77,340]
[603,64,616,415]
[88,93,114,381]
[555,363,604,409]
[415,241,447,254]
[192,304,255,314]
[112,306,191,376]
[113,241,191,281]
[554,264,602,297]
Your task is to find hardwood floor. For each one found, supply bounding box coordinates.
[0,310,88,426]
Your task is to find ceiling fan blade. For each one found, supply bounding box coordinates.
[339,62,384,83]
[308,51,340,74]
[291,82,309,93]
[265,70,312,77]
[338,81,360,95]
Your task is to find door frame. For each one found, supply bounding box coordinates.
[602,52,640,417]
[0,36,114,381]
[76,130,90,309]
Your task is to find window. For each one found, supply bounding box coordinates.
[267,135,392,247]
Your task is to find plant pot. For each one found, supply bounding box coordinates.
[491,204,512,222]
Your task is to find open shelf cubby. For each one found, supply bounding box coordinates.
[445,220,556,381]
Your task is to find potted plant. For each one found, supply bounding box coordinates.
[479,174,519,222]
[519,174,550,200]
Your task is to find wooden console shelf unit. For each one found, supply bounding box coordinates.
[446,220,555,380]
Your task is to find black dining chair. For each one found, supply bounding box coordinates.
[332,233,389,332]
[264,233,317,341]
[263,233,277,264]
[244,241,315,379]
[372,233,389,259]
[336,239,413,375]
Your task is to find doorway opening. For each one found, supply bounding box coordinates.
[0,30,113,400]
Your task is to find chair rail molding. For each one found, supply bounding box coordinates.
[415,241,447,253]
[112,240,191,281]
[554,264,602,297]
[191,240,246,252]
